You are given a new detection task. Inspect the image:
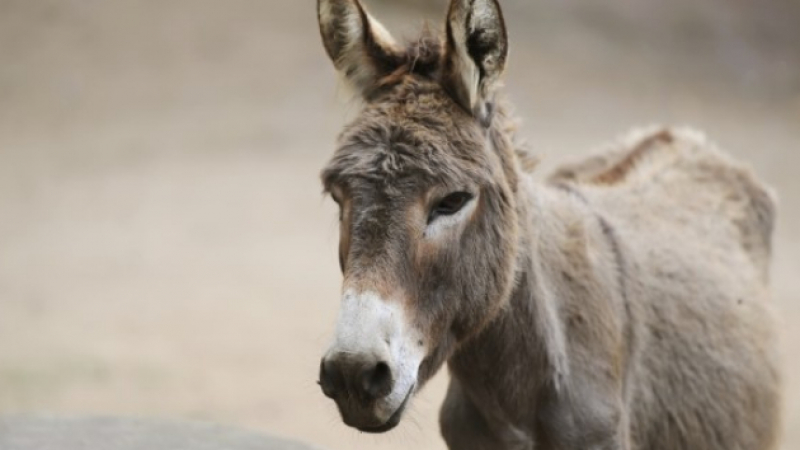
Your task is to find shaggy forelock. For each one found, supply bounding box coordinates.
[322,78,498,194]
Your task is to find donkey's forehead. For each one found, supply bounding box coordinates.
[322,129,491,193]
[323,82,494,191]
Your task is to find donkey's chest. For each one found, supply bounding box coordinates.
[449,356,549,430]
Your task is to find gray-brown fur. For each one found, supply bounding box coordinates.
[316,1,781,448]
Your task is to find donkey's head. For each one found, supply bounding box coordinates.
[317,0,521,432]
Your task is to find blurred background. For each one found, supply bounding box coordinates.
[0,0,798,449]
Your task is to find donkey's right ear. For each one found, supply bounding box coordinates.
[318,0,401,97]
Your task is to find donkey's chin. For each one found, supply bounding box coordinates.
[341,384,415,433]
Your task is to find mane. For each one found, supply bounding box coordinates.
[376,27,444,89]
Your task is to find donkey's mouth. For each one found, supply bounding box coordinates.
[355,384,415,433]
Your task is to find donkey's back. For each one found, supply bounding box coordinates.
[551,126,781,450]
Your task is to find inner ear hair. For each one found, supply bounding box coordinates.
[442,0,508,123]
[317,0,402,97]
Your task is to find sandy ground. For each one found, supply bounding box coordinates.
[0,1,799,449]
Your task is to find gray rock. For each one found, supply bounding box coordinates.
[0,416,325,450]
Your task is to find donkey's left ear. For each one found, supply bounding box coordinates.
[318,0,402,97]
[441,0,508,121]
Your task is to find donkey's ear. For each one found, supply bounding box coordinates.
[442,0,508,120]
[318,0,402,96]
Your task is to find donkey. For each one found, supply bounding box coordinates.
[315,0,782,449]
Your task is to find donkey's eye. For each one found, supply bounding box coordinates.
[429,192,473,223]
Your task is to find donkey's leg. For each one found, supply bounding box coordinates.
[439,379,533,450]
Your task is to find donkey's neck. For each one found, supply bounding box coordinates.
[448,181,577,425]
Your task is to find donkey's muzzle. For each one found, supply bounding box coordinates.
[319,290,424,432]
[319,355,395,402]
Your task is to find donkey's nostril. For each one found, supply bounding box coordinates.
[361,361,394,400]
[320,356,394,401]
[319,358,342,399]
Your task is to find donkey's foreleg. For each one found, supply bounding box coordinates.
[439,380,533,450]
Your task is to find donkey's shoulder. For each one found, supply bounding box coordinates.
[549,126,777,273]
